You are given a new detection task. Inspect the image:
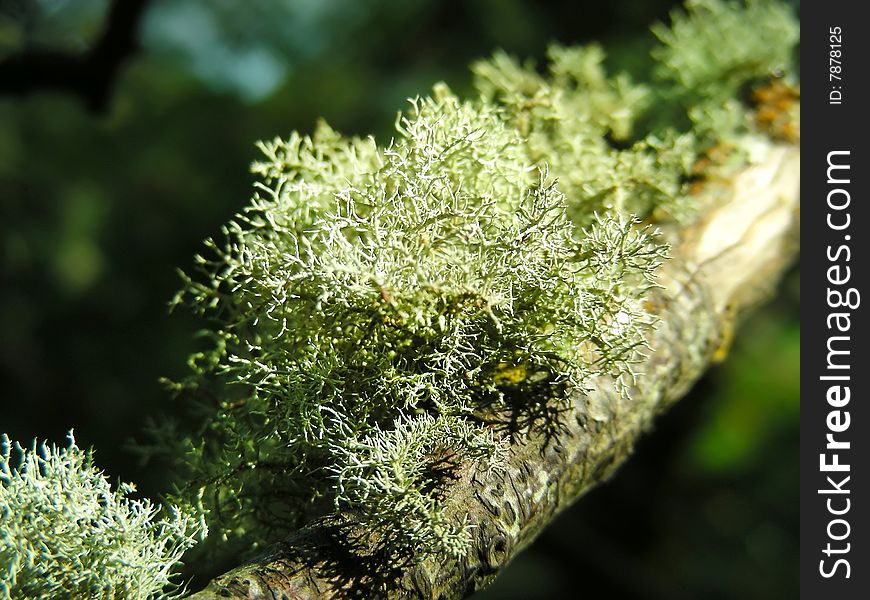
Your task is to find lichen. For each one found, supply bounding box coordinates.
[160,0,798,565]
[472,44,698,225]
[652,0,800,148]
[168,90,667,557]
[0,432,205,600]
[0,0,800,592]
[652,0,798,102]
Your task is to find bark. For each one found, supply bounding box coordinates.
[187,141,800,600]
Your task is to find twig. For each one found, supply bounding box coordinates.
[0,0,150,112]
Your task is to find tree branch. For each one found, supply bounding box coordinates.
[187,141,800,599]
[0,0,150,112]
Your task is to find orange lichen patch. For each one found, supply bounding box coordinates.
[687,142,736,196]
[751,79,800,142]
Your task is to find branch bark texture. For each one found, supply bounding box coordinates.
[188,142,800,599]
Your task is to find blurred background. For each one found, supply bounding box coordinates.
[0,1,798,598]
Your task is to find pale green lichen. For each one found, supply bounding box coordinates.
[652,0,799,147]
[0,0,800,589]
[472,44,698,225]
[652,0,798,101]
[160,0,798,565]
[170,90,667,557]
[330,414,507,558]
[0,432,205,600]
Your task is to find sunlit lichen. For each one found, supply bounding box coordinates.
[170,89,668,557]
[0,0,800,592]
[161,0,798,564]
[0,432,205,600]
